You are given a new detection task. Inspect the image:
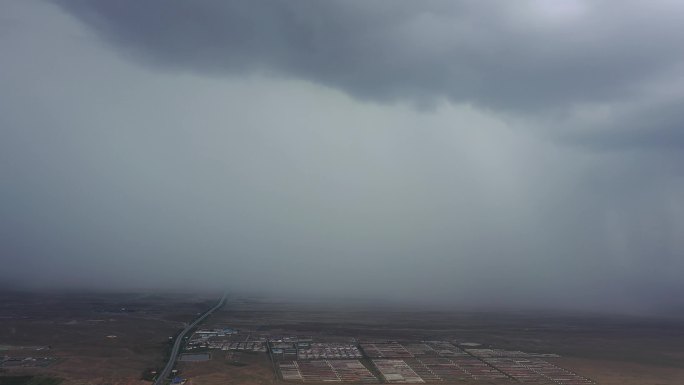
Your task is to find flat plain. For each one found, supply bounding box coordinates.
[2,293,683,385]
[0,291,215,385]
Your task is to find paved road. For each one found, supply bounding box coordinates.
[154,293,227,385]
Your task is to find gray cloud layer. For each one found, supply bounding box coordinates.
[52,1,684,138]
[50,1,680,104]
[1,1,684,314]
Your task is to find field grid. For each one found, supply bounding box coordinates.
[280,361,304,381]
[520,359,594,385]
[360,343,414,358]
[406,357,470,381]
[298,342,362,360]
[373,359,424,383]
[282,342,593,384]
[328,360,379,382]
[361,341,469,359]
[483,357,549,383]
[425,341,469,357]
[403,343,436,356]
[450,356,509,380]
[465,349,593,384]
[485,358,594,385]
[403,356,509,382]
[278,360,378,382]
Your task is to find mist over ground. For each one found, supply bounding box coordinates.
[2,1,684,315]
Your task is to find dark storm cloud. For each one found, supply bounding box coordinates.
[2,0,684,314]
[563,96,684,151]
[51,0,684,114]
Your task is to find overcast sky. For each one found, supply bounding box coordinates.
[2,0,684,314]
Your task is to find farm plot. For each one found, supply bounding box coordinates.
[373,359,424,383]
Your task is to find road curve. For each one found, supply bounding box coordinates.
[154,293,227,385]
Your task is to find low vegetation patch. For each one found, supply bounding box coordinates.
[0,376,63,385]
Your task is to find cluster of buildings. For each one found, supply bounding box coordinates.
[195,328,237,337]
[185,327,267,352]
[178,329,593,385]
[221,341,267,352]
[270,337,313,359]
[361,342,413,358]
[297,343,362,360]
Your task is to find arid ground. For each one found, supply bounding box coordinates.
[2,293,683,385]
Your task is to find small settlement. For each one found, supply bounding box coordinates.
[178,327,593,385]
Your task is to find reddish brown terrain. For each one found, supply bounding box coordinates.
[0,291,215,385]
[2,293,683,385]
